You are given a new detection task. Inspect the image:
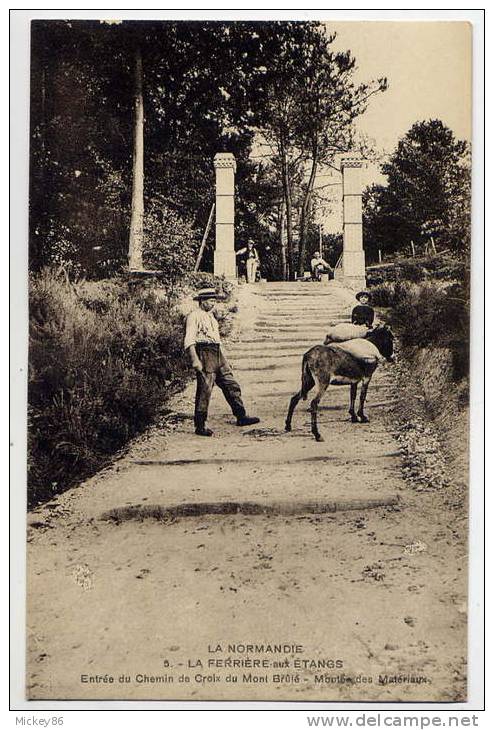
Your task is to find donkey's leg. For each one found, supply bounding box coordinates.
[285,391,302,432]
[310,379,329,442]
[349,383,358,423]
[286,361,314,432]
[357,378,371,423]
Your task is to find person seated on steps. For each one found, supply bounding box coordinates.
[310,250,333,281]
[351,290,375,329]
[184,288,260,437]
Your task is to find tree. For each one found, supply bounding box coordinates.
[29,21,132,275]
[29,20,290,276]
[128,46,144,270]
[362,183,403,261]
[363,120,471,258]
[442,145,471,258]
[240,21,324,279]
[241,22,387,278]
[293,37,387,275]
[143,205,196,298]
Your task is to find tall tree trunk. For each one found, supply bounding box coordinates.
[298,144,318,276]
[279,198,288,281]
[40,67,46,158]
[280,134,294,280]
[128,47,144,271]
[30,59,51,270]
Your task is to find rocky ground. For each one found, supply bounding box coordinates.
[26,282,468,702]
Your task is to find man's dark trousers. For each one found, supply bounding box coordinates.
[194,344,246,429]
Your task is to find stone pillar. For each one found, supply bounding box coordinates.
[340,157,366,291]
[213,152,237,279]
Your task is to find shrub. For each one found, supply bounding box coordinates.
[143,206,197,290]
[369,272,469,383]
[387,282,469,381]
[432,259,466,280]
[366,271,384,287]
[366,253,466,286]
[369,280,413,308]
[186,270,234,300]
[28,269,190,507]
[397,261,425,282]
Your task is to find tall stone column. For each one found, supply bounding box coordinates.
[213,152,237,279]
[340,157,366,291]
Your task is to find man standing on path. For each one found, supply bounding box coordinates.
[184,288,260,436]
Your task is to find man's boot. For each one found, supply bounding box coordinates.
[195,413,213,437]
[236,415,260,427]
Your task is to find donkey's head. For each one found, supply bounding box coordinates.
[366,325,394,362]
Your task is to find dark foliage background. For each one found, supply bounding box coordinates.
[362,120,471,263]
[28,20,314,276]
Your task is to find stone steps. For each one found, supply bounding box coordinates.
[229,342,317,352]
[229,338,318,345]
[260,313,347,319]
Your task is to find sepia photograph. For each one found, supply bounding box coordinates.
[17,13,477,703]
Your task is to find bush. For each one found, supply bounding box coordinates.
[369,280,413,308]
[143,206,197,289]
[397,261,425,282]
[186,270,234,300]
[386,282,469,381]
[366,271,384,287]
[28,269,190,507]
[366,253,466,286]
[369,273,469,383]
[433,259,466,280]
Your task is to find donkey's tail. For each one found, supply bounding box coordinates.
[301,354,315,400]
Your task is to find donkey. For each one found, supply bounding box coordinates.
[285,326,394,442]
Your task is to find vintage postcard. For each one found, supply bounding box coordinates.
[21,15,476,702]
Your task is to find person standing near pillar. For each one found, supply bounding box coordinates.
[236,240,260,283]
[184,288,260,436]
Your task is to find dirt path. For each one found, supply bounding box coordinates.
[27,282,467,702]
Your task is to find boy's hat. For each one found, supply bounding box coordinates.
[193,287,224,301]
[356,290,372,303]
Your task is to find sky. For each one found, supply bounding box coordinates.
[314,21,472,231]
[328,21,471,150]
